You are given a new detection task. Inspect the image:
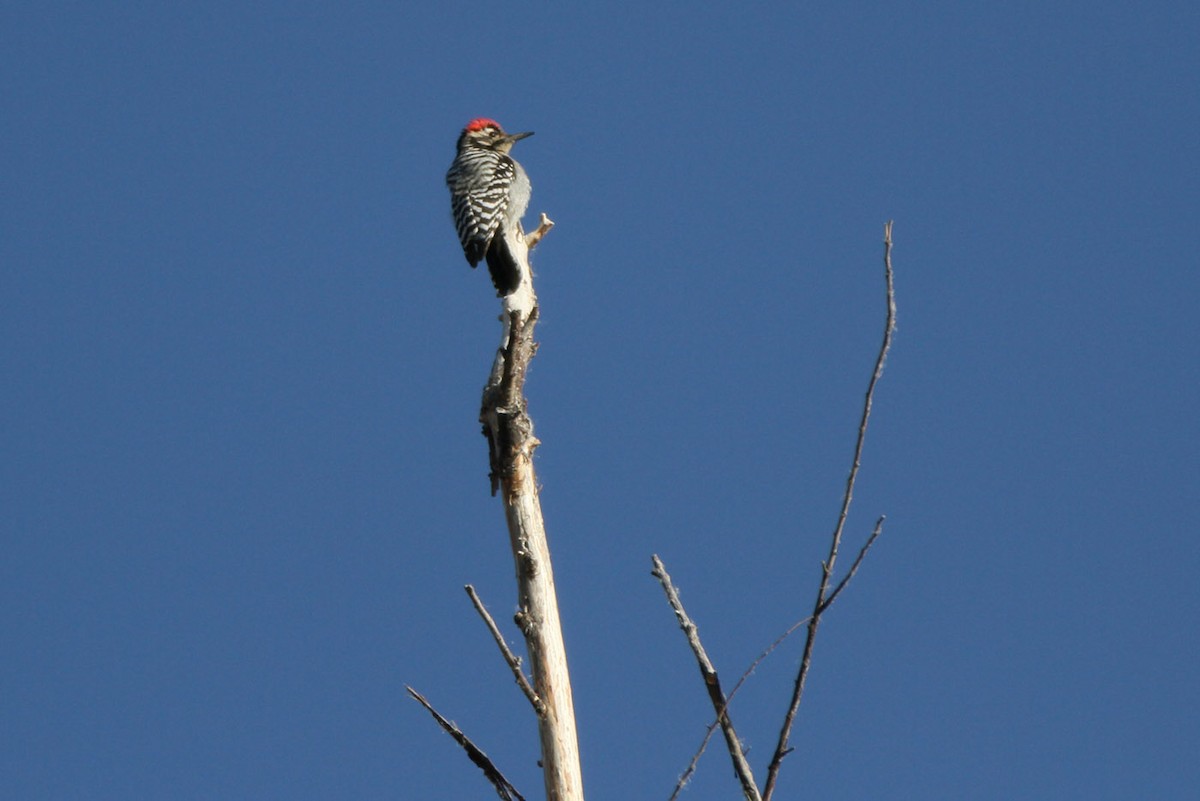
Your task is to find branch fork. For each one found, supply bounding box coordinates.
[658,222,897,801]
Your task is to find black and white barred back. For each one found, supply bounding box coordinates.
[445,119,532,296]
[446,147,517,265]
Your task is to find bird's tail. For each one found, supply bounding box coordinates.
[485,233,522,297]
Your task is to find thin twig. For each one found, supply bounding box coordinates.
[406,686,526,801]
[762,221,896,801]
[652,555,762,801]
[818,516,884,615]
[525,213,555,249]
[465,585,545,715]
[668,613,812,801]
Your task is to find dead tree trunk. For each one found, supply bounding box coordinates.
[477,216,584,801]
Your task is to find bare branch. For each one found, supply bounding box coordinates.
[481,308,540,496]
[762,221,896,801]
[525,213,555,249]
[479,221,583,801]
[668,613,812,801]
[818,516,884,615]
[652,555,762,801]
[406,686,526,801]
[465,584,545,715]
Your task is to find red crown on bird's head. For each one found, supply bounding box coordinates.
[465,118,502,132]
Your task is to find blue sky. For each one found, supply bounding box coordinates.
[3,2,1197,799]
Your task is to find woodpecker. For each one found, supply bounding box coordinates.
[446,118,534,296]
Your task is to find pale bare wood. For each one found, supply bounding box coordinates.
[413,207,579,799]
[465,584,545,715]
[478,220,584,801]
[525,212,555,249]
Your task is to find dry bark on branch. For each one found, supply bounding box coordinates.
[477,220,584,801]
[412,213,581,801]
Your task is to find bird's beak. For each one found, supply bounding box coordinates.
[507,131,534,143]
